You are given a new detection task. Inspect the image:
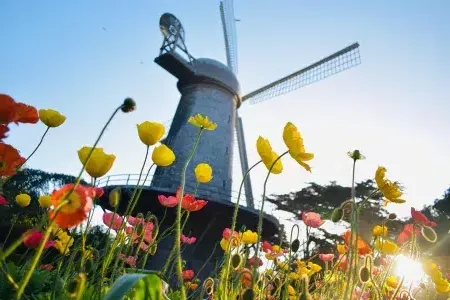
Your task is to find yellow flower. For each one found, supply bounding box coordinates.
[283,122,314,172]
[136,121,165,146]
[287,285,296,296]
[15,193,31,207]
[422,260,438,276]
[308,262,322,274]
[151,144,175,167]
[277,261,289,271]
[386,276,398,288]
[220,238,237,252]
[53,229,74,255]
[435,281,450,294]
[375,166,405,205]
[188,114,217,131]
[39,109,66,127]
[38,195,52,208]
[374,238,399,255]
[83,249,94,260]
[77,147,116,178]
[289,272,300,280]
[194,163,213,183]
[337,244,348,254]
[256,136,283,174]
[372,225,388,237]
[241,230,258,244]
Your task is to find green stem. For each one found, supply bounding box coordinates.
[16,104,123,299]
[252,151,288,287]
[18,127,50,169]
[175,128,203,300]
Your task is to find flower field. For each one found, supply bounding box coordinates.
[0,93,448,299]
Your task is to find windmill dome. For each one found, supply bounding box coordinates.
[193,58,241,97]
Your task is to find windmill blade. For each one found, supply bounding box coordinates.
[220,0,238,74]
[242,43,361,104]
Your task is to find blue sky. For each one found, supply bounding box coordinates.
[1,1,450,221]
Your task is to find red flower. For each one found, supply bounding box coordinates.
[0,125,9,140]
[302,212,324,228]
[0,94,38,124]
[49,184,93,229]
[158,194,178,208]
[248,256,263,267]
[103,212,123,230]
[118,254,137,267]
[0,143,26,176]
[177,188,207,212]
[262,241,272,253]
[181,234,196,244]
[23,229,55,249]
[319,253,335,262]
[411,207,437,227]
[92,187,104,198]
[396,223,420,244]
[39,264,54,271]
[343,230,371,256]
[127,216,145,226]
[182,269,195,281]
[0,194,7,206]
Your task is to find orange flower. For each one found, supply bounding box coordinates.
[176,187,207,212]
[0,94,38,124]
[49,184,93,229]
[343,230,371,255]
[0,143,25,176]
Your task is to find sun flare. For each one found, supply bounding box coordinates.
[394,255,426,287]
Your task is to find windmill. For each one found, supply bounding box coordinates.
[150,2,361,209]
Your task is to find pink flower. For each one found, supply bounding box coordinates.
[222,228,239,241]
[102,212,123,230]
[411,207,437,227]
[319,253,334,262]
[301,212,324,228]
[182,269,195,281]
[0,195,7,206]
[118,254,137,267]
[372,266,381,276]
[92,187,104,198]
[23,229,55,249]
[396,223,421,244]
[143,222,154,243]
[181,234,196,244]
[352,286,370,300]
[158,194,178,207]
[127,216,145,226]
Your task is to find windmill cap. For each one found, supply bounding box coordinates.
[193,58,242,99]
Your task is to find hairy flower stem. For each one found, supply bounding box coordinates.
[343,159,357,300]
[175,129,203,300]
[252,151,288,287]
[221,160,262,297]
[16,105,123,299]
[18,127,50,169]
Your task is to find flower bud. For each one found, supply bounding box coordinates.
[149,243,158,255]
[421,225,437,243]
[359,266,370,283]
[388,213,397,220]
[291,239,300,252]
[331,207,344,222]
[109,187,121,207]
[231,254,242,270]
[347,150,365,161]
[121,97,136,113]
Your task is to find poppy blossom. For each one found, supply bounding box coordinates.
[411,207,437,227]
[343,230,371,255]
[0,125,9,140]
[157,194,178,208]
[49,184,93,229]
[302,212,324,228]
[38,109,66,127]
[103,212,123,230]
[0,143,26,176]
[118,254,137,267]
[0,94,38,124]
[283,122,314,172]
[248,256,263,267]
[92,187,104,198]
[182,269,195,281]
[23,229,55,249]
[396,223,420,244]
[256,137,283,174]
[319,253,335,262]
[0,194,7,206]
[188,114,217,131]
[181,234,196,244]
[14,102,39,124]
[194,163,213,183]
[77,147,116,178]
[136,121,165,146]
[176,188,207,212]
[127,216,145,226]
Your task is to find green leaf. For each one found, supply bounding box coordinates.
[104,273,163,300]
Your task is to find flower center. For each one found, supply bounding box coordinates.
[0,160,6,171]
[60,192,82,214]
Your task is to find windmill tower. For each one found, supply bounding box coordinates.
[151,1,361,208]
